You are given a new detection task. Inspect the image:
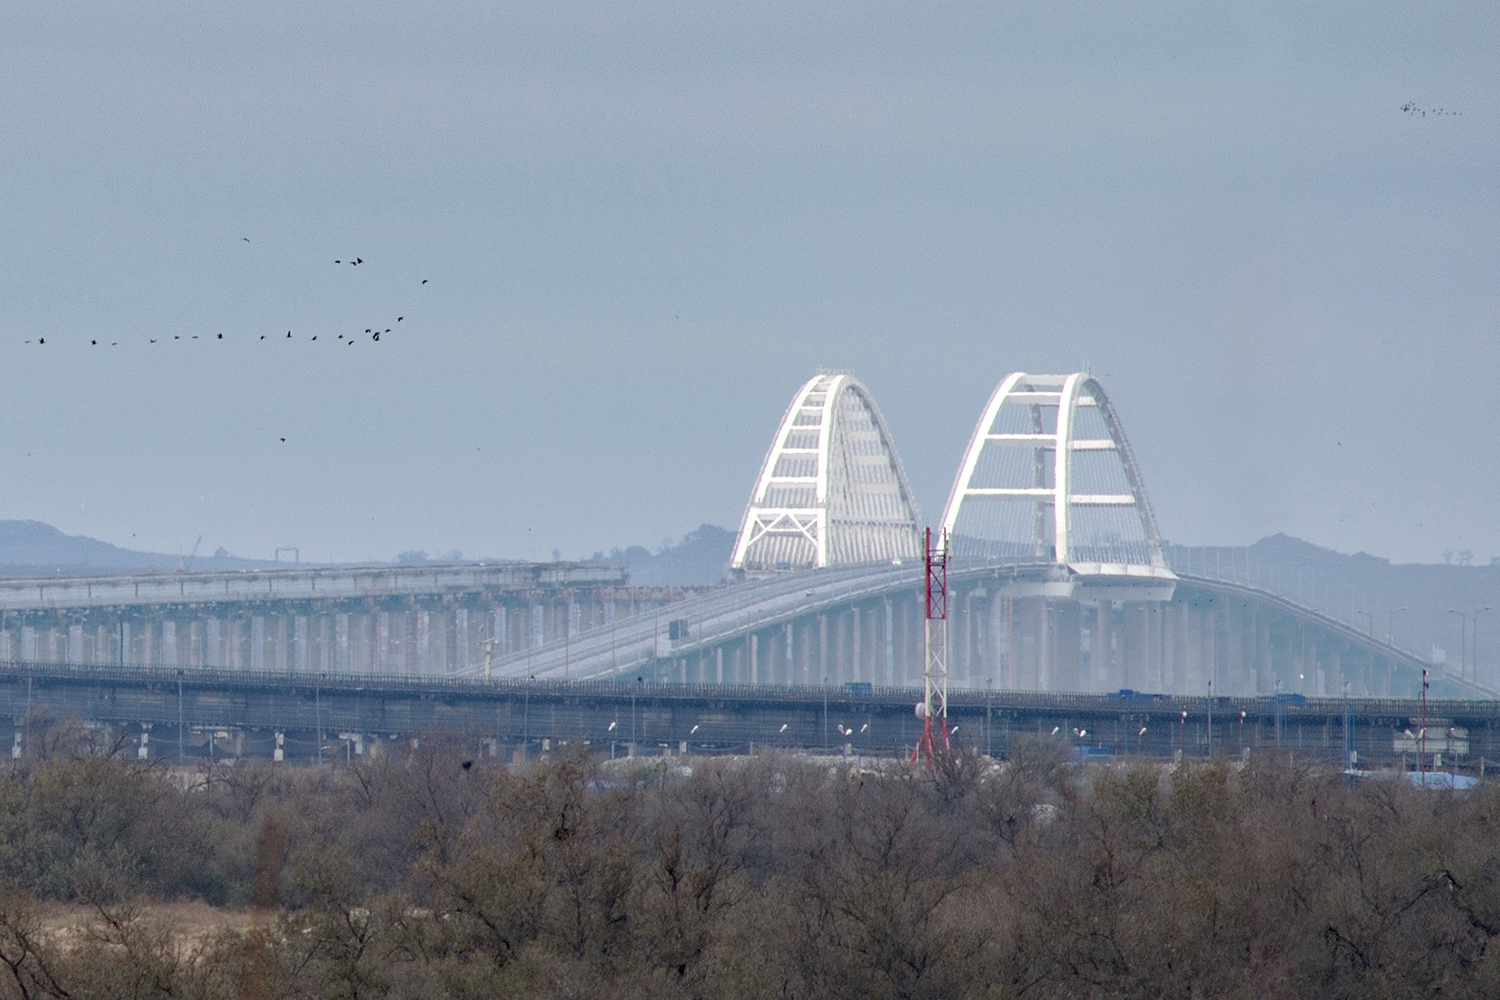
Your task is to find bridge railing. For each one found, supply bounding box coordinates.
[1,658,1496,721]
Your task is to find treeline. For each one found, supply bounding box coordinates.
[0,722,1498,998]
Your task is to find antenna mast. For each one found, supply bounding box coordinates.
[913,527,949,763]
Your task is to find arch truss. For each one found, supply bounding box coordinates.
[732,373,922,573]
[940,373,1173,579]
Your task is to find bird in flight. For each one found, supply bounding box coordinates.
[279,437,286,443]
[241,237,250,243]
[422,279,428,284]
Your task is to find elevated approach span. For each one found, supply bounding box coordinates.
[0,562,695,677]
[477,563,1492,700]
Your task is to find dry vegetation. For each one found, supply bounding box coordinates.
[0,721,1496,998]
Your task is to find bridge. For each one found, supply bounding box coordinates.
[0,368,1487,730]
[477,371,1485,701]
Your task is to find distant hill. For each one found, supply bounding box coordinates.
[613,524,735,587]
[0,520,279,577]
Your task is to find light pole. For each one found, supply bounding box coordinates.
[1206,681,1213,757]
[1420,668,1430,778]
[985,676,993,757]
[1449,609,1468,681]
[1387,608,1408,695]
[1473,607,1491,687]
[821,677,829,750]
[523,675,532,758]
[1355,610,1374,640]
[1342,679,1352,772]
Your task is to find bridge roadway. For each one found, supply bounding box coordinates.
[0,562,624,611]
[473,562,1494,700]
[1,659,1496,769]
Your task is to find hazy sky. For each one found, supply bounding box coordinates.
[2,3,1497,565]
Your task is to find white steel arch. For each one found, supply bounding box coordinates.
[940,373,1172,578]
[732,373,922,572]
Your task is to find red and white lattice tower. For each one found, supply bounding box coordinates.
[913,527,949,763]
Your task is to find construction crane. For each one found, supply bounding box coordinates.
[912,527,949,764]
[178,535,203,574]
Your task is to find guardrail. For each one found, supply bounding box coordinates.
[0,562,628,611]
[0,659,1495,720]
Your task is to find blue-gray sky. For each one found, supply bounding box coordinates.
[1,3,1497,565]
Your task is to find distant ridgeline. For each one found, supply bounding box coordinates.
[0,520,740,587]
[610,524,735,588]
[1164,533,1500,680]
[0,520,281,577]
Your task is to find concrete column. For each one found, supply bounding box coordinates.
[376,611,392,672]
[1257,620,1273,694]
[851,606,862,683]
[335,613,350,673]
[1232,607,1253,695]
[320,613,335,673]
[783,622,795,685]
[248,616,263,670]
[529,604,545,649]
[749,633,760,685]
[1037,601,1053,690]
[415,608,431,675]
[1053,603,1081,692]
[453,608,469,674]
[992,596,1010,690]
[294,616,309,673]
[818,615,829,684]
[276,614,291,672]
[883,598,895,686]
[1093,603,1112,691]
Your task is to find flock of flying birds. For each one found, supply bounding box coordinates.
[1401,102,1462,118]
[19,242,428,348]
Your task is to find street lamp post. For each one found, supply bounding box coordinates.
[1206,681,1213,757]
[822,677,829,749]
[1387,608,1408,694]
[1449,609,1468,682]
[1473,607,1491,687]
[1350,680,1362,773]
